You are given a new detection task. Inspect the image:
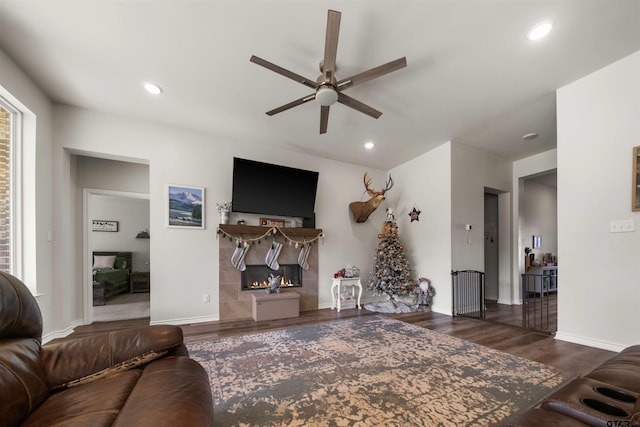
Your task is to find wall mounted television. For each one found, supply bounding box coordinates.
[231,157,319,225]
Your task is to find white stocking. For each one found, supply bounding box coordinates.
[231,242,250,271]
[265,240,283,270]
[298,244,312,271]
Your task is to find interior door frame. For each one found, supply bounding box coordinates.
[82,188,150,324]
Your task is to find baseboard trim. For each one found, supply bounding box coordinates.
[150,314,219,326]
[431,304,450,316]
[42,319,83,344]
[554,332,626,352]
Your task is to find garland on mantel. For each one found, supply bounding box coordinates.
[216,226,325,248]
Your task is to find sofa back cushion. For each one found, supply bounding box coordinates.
[0,338,50,425]
[0,272,49,424]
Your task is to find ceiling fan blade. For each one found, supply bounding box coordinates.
[322,10,341,82]
[266,94,316,116]
[250,55,318,90]
[337,92,382,119]
[320,106,330,134]
[336,57,407,90]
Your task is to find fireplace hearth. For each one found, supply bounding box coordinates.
[241,264,302,291]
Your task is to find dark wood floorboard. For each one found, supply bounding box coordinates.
[63,307,615,377]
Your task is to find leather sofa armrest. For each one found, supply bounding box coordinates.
[41,325,184,390]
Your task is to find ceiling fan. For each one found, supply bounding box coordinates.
[250,9,407,134]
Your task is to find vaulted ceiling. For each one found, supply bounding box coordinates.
[1,1,639,169]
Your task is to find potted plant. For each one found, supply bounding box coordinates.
[216,201,232,225]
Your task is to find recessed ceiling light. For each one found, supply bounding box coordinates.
[143,82,163,95]
[528,21,553,41]
[364,141,375,149]
[522,132,538,141]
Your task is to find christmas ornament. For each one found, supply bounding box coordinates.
[409,206,421,222]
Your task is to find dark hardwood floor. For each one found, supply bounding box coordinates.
[64,306,615,377]
[485,292,557,333]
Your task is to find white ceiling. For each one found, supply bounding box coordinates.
[1,0,639,170]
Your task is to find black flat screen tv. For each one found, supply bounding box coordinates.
[231,158,319,221]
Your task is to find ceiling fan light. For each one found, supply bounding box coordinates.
[316,86,338,106]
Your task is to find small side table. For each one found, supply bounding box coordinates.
[130,271,150,293]
[331,277,362,312]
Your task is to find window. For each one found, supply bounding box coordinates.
[0,86,37,290]
[0,102,11,273]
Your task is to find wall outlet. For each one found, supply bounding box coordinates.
[202,294,210,303]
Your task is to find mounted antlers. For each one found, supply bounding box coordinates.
[349,173,394,223]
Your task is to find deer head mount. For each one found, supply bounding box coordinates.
[348,173,394,223]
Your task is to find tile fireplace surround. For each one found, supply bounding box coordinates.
[218,225,320,320]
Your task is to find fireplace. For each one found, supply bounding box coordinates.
[241,264,303,291]
[218,225,320,320]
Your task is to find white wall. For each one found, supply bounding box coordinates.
[0,48,57,334]
[76,155,149,194]
[451,143,512,272]
[451,142,512,307]
[387,141,512,315]
[53,104,387,326]
[388,142,452,314]
[76,156,150,271]
[556,50,640,351]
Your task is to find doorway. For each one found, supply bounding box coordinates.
[77,155,150,324]
[519,170,558,333]
[481,172,558,333]
[84,190,150,323]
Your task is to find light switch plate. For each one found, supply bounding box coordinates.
[609,219,635,233]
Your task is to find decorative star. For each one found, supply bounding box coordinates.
[409,207,421,222]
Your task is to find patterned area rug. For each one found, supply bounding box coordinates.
[188,316,572,426]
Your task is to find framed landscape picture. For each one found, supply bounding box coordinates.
[634,146,640,212]
[168,184,205,229]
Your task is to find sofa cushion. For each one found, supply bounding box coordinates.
[540,377,637,426]
[41,325,184,390]
[22,369,141,427]
[114,357,214,427]
[586,345,640,393]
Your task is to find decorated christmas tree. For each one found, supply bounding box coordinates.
[368,218,416,299]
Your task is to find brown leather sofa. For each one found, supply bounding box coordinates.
[0,271,214,426]
[501,345,640,426]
